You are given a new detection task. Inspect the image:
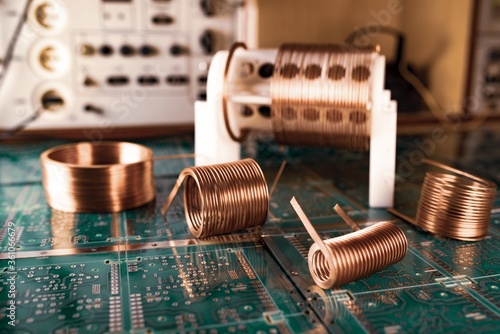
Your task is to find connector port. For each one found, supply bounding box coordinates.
[200,30,214,55]
[152,14,174,25]
[166,75,189,85]
[200,0,215,16]
[107,75,130,86]
[198,91,207,100]
[120,45,135,56]
[139,45,158,57]
[198,75,208,84]
[100,44,114,56]
[138,75,160,86]
[41,90,65,112]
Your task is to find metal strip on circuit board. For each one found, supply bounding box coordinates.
[0,234,261,260]
[130,294,145,329]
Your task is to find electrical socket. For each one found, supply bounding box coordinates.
[28,0,68,35]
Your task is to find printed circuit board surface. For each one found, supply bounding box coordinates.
[1,129,500,333]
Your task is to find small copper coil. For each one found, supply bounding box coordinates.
[162,159,269,238]
[291,197,408,289]
[270,44,378,151]
[41,142,156,213]
[414,160,497,241]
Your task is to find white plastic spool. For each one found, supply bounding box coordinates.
[195,45,397,207]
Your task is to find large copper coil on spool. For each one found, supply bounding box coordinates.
[308,221,407,288]
[414,160,497,241]
[41,142,155,213]
[270,44,378,151]
[162,159,269,238]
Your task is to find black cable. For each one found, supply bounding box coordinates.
[345,26,442,115]
[344,26,405,63]
[344,26,404,42]
[0,107,42,140]
[0,0,40,139]
[0,0,33,91]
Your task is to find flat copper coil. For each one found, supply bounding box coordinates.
[41,142,155,213]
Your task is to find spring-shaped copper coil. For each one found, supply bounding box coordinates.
[41,142,156,213]
[308,221,408,288]
[162,159,269,238]
[291,197,407,289]
[270,44,378,151]
[414,160,497,241]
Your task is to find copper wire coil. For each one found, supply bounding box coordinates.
[415,171,497,241]
[162,159,269,238]
[308,221,408,288]
[291,198,408,289]
[270,43,377,151]
[41,142,155,213]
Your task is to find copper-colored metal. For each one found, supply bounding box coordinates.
[269,160,287,197]
[223,42,249,143]
[270,44,378,151]
[333,203,361,231]
[153,153,195,161]
[162,159,269,238]
[41,142,155,213]
[291,197,408,289]
[414,159,497,241]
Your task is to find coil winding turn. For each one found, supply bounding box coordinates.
[270,44,378,151]
[162,159,269,238]
[414,160,497,241]
[291,197,408,289]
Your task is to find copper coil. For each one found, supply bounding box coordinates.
[270,43,377,151]
[162,159,269,238]
[291,198,407,289]
[414,161,497,241]
[41,142,155,213]
[308,221,408,288]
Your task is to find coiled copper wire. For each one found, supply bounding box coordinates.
[308,221,408,288]
[414,160,497,241]
[41,142,156,213]
[291,198,408,289]
[270,44,378,151]
[162,159,269,238]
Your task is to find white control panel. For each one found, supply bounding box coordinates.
[0,0,248,134]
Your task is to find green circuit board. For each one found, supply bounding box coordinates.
[1,128,500,333]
